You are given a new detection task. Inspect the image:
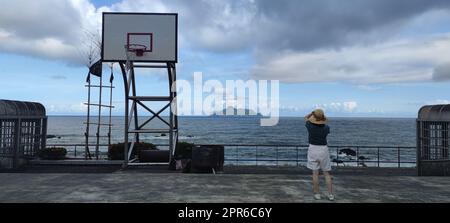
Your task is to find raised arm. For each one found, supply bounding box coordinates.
[304,113,313,121]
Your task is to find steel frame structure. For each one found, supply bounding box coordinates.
[118,61,178,167]
[101,12,179,167]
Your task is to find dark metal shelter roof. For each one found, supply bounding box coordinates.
[418,104,450,121]
[0,100,46,117]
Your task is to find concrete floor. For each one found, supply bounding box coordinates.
[0,166,449,203]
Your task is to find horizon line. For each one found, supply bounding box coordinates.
[45,114,417,119]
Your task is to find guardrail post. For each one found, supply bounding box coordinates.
[336,147,339,166]
[256,146,258,166]
[377,147,380,167]
[276,146,279,166]
[236,146,239,166]
[356,147,359,167]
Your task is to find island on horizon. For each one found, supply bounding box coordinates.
[210,107,263,117]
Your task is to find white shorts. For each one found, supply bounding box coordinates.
[307,144,332,171]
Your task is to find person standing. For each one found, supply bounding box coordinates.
[304,109,334,201]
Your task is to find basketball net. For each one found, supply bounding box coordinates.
[124,45,135,72]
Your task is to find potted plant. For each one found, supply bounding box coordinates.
[108,142,158,160]
[38,147,67,160]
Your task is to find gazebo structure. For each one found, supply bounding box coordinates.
[0,100,47,169]
[417,104,450,176]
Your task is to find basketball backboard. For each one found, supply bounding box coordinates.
[102,12,178,63]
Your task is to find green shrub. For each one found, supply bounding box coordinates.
[108,142,157,160]
[38,147,67,160]
[175,142,195,160]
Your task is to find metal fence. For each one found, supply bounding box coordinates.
[46,143,416,168]
[226,145,416,168]
[1,118,47,158]
[417,121,450,161]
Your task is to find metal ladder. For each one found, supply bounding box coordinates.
[84,64,115,160]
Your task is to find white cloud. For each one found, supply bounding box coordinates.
[0,0,449,87]
[47,102,86,113]
[428,99,450,105]
[343,102,358,112]
[106,0,168,13]
[357,85,382,91]
[251,34,450,84]
[315,101,358,113]
[280,105,301,112]
[432,63,450,81]
[0,0,102,64]
[0,0,256,63]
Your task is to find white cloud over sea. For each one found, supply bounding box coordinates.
[0,0,450,86]
[251,34,450,84]
[315,101,358,113]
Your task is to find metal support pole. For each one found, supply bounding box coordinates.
[119,62,129,167]
[131,67,139,143]
[108,64,114,147]
[84,74,92,160]
[167,62,178,169]
[119,60,178,168]
[95,74,103,160]
[168,63,175,169]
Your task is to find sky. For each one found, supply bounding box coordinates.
[1,0,450,117]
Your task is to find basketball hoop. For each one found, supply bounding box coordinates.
[126,44,147,57]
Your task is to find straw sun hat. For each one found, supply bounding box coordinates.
[308,109,327,125]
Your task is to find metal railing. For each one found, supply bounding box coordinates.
[223,144,416,168]
[46,143,417,168]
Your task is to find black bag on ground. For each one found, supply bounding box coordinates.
[191,145,224,173]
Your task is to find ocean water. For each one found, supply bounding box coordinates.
[46,116,417,166]
[47,116,416,146]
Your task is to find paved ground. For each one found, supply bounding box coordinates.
[0,166,449,203]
